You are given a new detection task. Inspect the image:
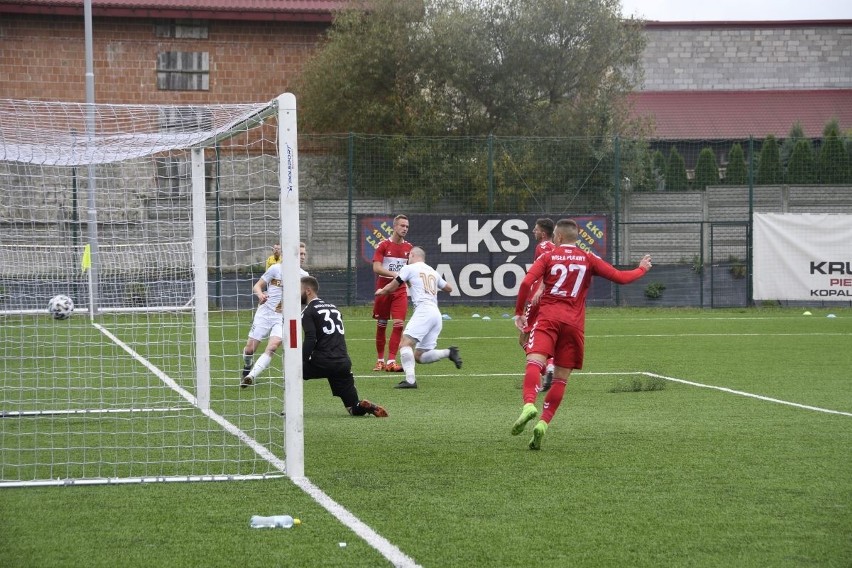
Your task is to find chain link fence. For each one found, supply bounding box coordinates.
[297,133,852,307]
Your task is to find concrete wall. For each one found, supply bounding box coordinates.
[620,185,852,264]
[640,23,852,91]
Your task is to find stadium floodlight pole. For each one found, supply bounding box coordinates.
[83,0,101,316]
[278,93,305,479]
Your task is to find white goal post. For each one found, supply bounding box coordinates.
[0,94,304,486]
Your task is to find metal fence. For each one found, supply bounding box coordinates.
[3,133,851,309]
[297,134,852,308]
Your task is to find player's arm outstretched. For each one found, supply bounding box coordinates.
[593,254,652,284]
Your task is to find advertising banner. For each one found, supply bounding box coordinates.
[356,214,609,305]
[753,213,852,301]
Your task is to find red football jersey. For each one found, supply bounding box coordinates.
[533,239,555,261]
[373,239,413,291]
[516,244,646,332]
[521,239,556,332]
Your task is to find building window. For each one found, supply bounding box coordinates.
[154,155,214,197]
[155,20,209,39]
[155,156,189,196]
[155,107,214,196]
[157,52,209,91]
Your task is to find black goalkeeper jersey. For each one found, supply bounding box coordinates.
[301,298,351,368]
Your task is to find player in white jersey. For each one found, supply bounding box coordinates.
[241,242,308,388]
[375,246,462,389]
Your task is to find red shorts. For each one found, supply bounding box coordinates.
[373,290,408,321]
[527,318,585,369]
[521,302,540,334]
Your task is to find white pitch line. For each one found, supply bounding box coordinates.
[346,332,851,341]
[95,323,419,568]
[357,370,852,417]
[344,315,846,324]
[590,332,852,338]
[291,476,421,568]
[354,371,635,379]
[642,372,852,417]
[1,407,192,417]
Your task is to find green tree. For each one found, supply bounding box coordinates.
[780,122,805,170]
[296,0,646,208]
[819,120,851,184]
[295,0,429,134]
[651,149,667,190]
[693,147,719,190]
[665,146,688,190]
[845,129,852,171]
[298,0,646,137]
[786,138,816,184]
[756,135,782,185]
[725,143,748,185]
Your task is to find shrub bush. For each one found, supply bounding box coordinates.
[693,147,719,190]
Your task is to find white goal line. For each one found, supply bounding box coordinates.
[0,474,286,489]
[1,304,194,317]
[1,407,193,418]
[92,322,290,471]
[92,321,421,567]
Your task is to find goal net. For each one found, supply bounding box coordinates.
[0,95,304,486]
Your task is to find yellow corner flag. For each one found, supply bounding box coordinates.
[81,244,91,273]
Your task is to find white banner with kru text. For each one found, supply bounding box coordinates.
[753,213,852,301]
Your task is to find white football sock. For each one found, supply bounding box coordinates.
[400,346,416,383]
[248,352,272,379]
[419,348,448,364]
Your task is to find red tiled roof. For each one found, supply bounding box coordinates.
[0,0,349,21]
[627,90,852,140]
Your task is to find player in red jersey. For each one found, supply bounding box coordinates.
[516,218,556,392]
[511,218,652,450]
[372,214,413,372]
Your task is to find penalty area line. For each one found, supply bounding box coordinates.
[642,372,852,417]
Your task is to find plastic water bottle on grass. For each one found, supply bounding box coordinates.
[250,514,301,529]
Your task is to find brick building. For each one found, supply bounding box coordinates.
[2,4,850,135]
[0,0,346,103]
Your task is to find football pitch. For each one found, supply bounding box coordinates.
[2,306,851,567]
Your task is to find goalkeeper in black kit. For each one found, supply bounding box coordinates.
[301,276,388,417]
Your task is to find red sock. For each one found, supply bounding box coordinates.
[375,322,387,359]
[541,379,567,423]
[388,322,405,362]
[523,360,545,404]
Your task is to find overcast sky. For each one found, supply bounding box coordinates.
[619,0,852,21]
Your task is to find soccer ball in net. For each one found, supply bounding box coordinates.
[47,295,75,320]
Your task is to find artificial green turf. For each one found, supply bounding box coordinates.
[2,307,851,567]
